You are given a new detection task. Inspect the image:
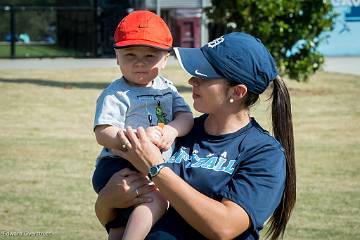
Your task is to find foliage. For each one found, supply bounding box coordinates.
[206,0,338,81]
[0,1,57,42]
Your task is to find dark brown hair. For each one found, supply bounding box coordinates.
[267,76,296,240]
[233,77,296,239]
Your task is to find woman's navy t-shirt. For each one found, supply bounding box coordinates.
[148,114,286,240]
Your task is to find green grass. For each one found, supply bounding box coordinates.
[0,64,359,239]
[0,44,87,58]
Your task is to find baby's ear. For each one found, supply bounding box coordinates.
[114,49,120,65]
[161,54,169,69]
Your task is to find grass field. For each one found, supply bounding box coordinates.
[0,64,359,240]
[0,44,87,58]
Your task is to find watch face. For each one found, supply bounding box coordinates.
[150,166,158,176]
[148,163,166,179]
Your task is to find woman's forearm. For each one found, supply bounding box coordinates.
[153,167,250,239]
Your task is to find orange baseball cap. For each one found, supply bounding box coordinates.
[114,10,173,50]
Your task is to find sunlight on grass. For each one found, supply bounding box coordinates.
[0,64,359,239]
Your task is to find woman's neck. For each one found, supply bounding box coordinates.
[204,110,250,136]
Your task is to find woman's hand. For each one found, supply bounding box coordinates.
[145,125,177,151]
[157,125,178,151]
[145,125,164,147]
[95,167,156,226]
[112,127,165,174]
[98,168,155,209]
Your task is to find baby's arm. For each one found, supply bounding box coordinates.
[157,111,194,151]
[168,111,194,137]
[94,125,124,150]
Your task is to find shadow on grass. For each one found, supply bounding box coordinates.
[0,78,107,89]
[0,78,193,92]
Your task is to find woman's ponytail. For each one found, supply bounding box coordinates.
[266,76,296,240]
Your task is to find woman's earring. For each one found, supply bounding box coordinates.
[229,98,234,103]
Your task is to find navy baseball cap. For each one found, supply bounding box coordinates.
[174,32,278,94]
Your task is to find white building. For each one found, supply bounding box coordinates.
[318,0,360,56]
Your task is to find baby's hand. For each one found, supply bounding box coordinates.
[145,126,164,147]
[157,125,178,151]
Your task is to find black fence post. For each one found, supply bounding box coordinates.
[93,0,99,57]
[9,5,16,58]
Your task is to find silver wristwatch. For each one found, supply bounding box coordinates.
[148,162,168,180]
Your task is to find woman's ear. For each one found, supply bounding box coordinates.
[231,84,248,101]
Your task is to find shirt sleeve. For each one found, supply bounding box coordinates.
[219,145,286,233]
[93,87,128,130]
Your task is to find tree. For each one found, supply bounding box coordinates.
[206,0,337,81]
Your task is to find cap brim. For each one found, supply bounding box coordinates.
[174,47,223,79]
[114,40,172,51]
